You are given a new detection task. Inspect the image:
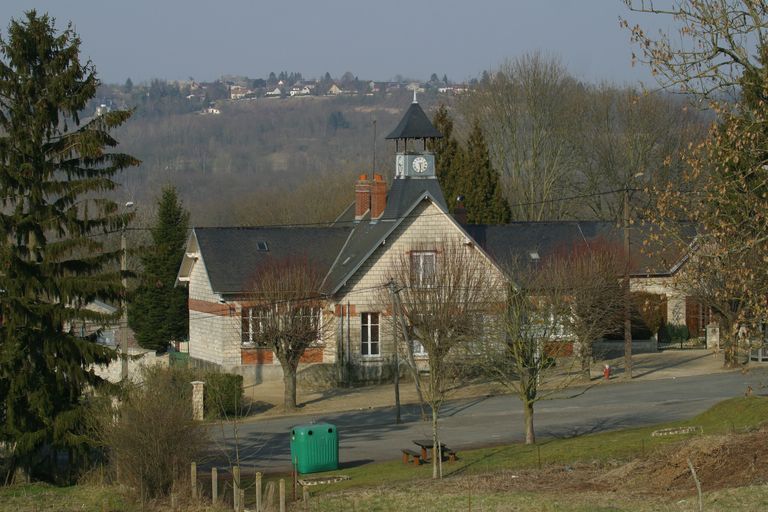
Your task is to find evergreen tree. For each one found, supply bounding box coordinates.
[128,187,189,352]
[460,119,511,224]
[0,11,138,478]
[429,104,464,212]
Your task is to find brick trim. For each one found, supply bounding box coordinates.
[189,298,233,316]
[333,304,357,317]
[240,346,324,365]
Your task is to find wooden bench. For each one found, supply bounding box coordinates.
[441,446,457,463]
[401,448,422,465]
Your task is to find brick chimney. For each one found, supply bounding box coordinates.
[371,174,387,219]
[355,174,370,220]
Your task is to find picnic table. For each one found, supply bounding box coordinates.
[412,439,450,462]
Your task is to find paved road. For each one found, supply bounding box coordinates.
[208,367,768,471]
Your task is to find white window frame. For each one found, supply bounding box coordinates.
[411,339,427,356]
[242,305,325,347]
[410,251,436,288]
[241,307,264,347]
[361,312,380,356]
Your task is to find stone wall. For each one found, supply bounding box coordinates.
[187,253,241,366]
[631,275,687,325]
[93,347,169,384]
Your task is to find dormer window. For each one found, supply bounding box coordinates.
[257,241,269,252]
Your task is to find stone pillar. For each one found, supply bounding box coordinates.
[191,381,205,421]
[706,323,720,351]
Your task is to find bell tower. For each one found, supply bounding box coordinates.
[386,92,443,179]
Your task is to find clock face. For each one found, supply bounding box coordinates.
[412,156,429,173]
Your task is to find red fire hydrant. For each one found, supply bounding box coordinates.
[603,364,612,380]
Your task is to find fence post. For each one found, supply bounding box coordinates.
[255,471,262,511]
[233,466,241,511]
[191,380,205,421]
[211,467,218,505]
[279,478,286,512]
[190,461,197,499]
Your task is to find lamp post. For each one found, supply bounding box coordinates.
[623,173,643,380]
[120,201,134,381]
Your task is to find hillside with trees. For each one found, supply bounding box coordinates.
[94,67,708,229]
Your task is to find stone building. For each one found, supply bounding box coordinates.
[177,99,695,386]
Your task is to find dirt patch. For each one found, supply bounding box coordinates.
[441,428,768,499]
[594,428,768,496]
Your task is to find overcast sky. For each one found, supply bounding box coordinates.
[0,1,673,86]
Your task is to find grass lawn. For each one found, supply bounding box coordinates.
[0,482,132,512]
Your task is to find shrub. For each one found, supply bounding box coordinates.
[93,367,208,500]
[204,372,244,419]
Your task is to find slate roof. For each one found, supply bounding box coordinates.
[385,101,443,140]
[320,176,455,294]
[380,177,447,220]
[464,221,696,277]
[192,226,352,295]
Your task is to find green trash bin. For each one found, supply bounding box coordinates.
[290,423,339,474]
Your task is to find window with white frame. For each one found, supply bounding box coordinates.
[241,307,266,347]
[411,339,427,356]
[410,251,436,288]
[242,306,324,347]
[361,312,380,356]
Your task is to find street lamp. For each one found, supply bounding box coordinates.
[120,201,134,381]
[623,173,644,380]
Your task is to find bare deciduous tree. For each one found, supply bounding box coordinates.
[622,0,766,100]
[245,256,329,411]
[549,243,626,380]
[574,85,705,221]
[627,0,768,367]
[460,53,581,221]
[479,259,576,445]
[387,241,501,479]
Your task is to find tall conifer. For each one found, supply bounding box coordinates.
[128,187,189,352]
[0,11,138,478]
[429,104,464,212]
[460,119,511,224]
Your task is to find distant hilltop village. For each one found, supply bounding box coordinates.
[219,72,470,102]
[92,72,474,117]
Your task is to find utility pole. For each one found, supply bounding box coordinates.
[623,183,634,380]
[120,201,134,382]
[387,279,402,424]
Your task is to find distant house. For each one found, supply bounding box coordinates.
[229,85,254,100]
[406,82,425,93]
[289,86,311,97]
[438,85,469,95]
[326,84,343,95]
[201,106,221,115]
[95,103,111,116]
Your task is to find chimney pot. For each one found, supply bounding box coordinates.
[355,174,371,220]
[370,174,387,219]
